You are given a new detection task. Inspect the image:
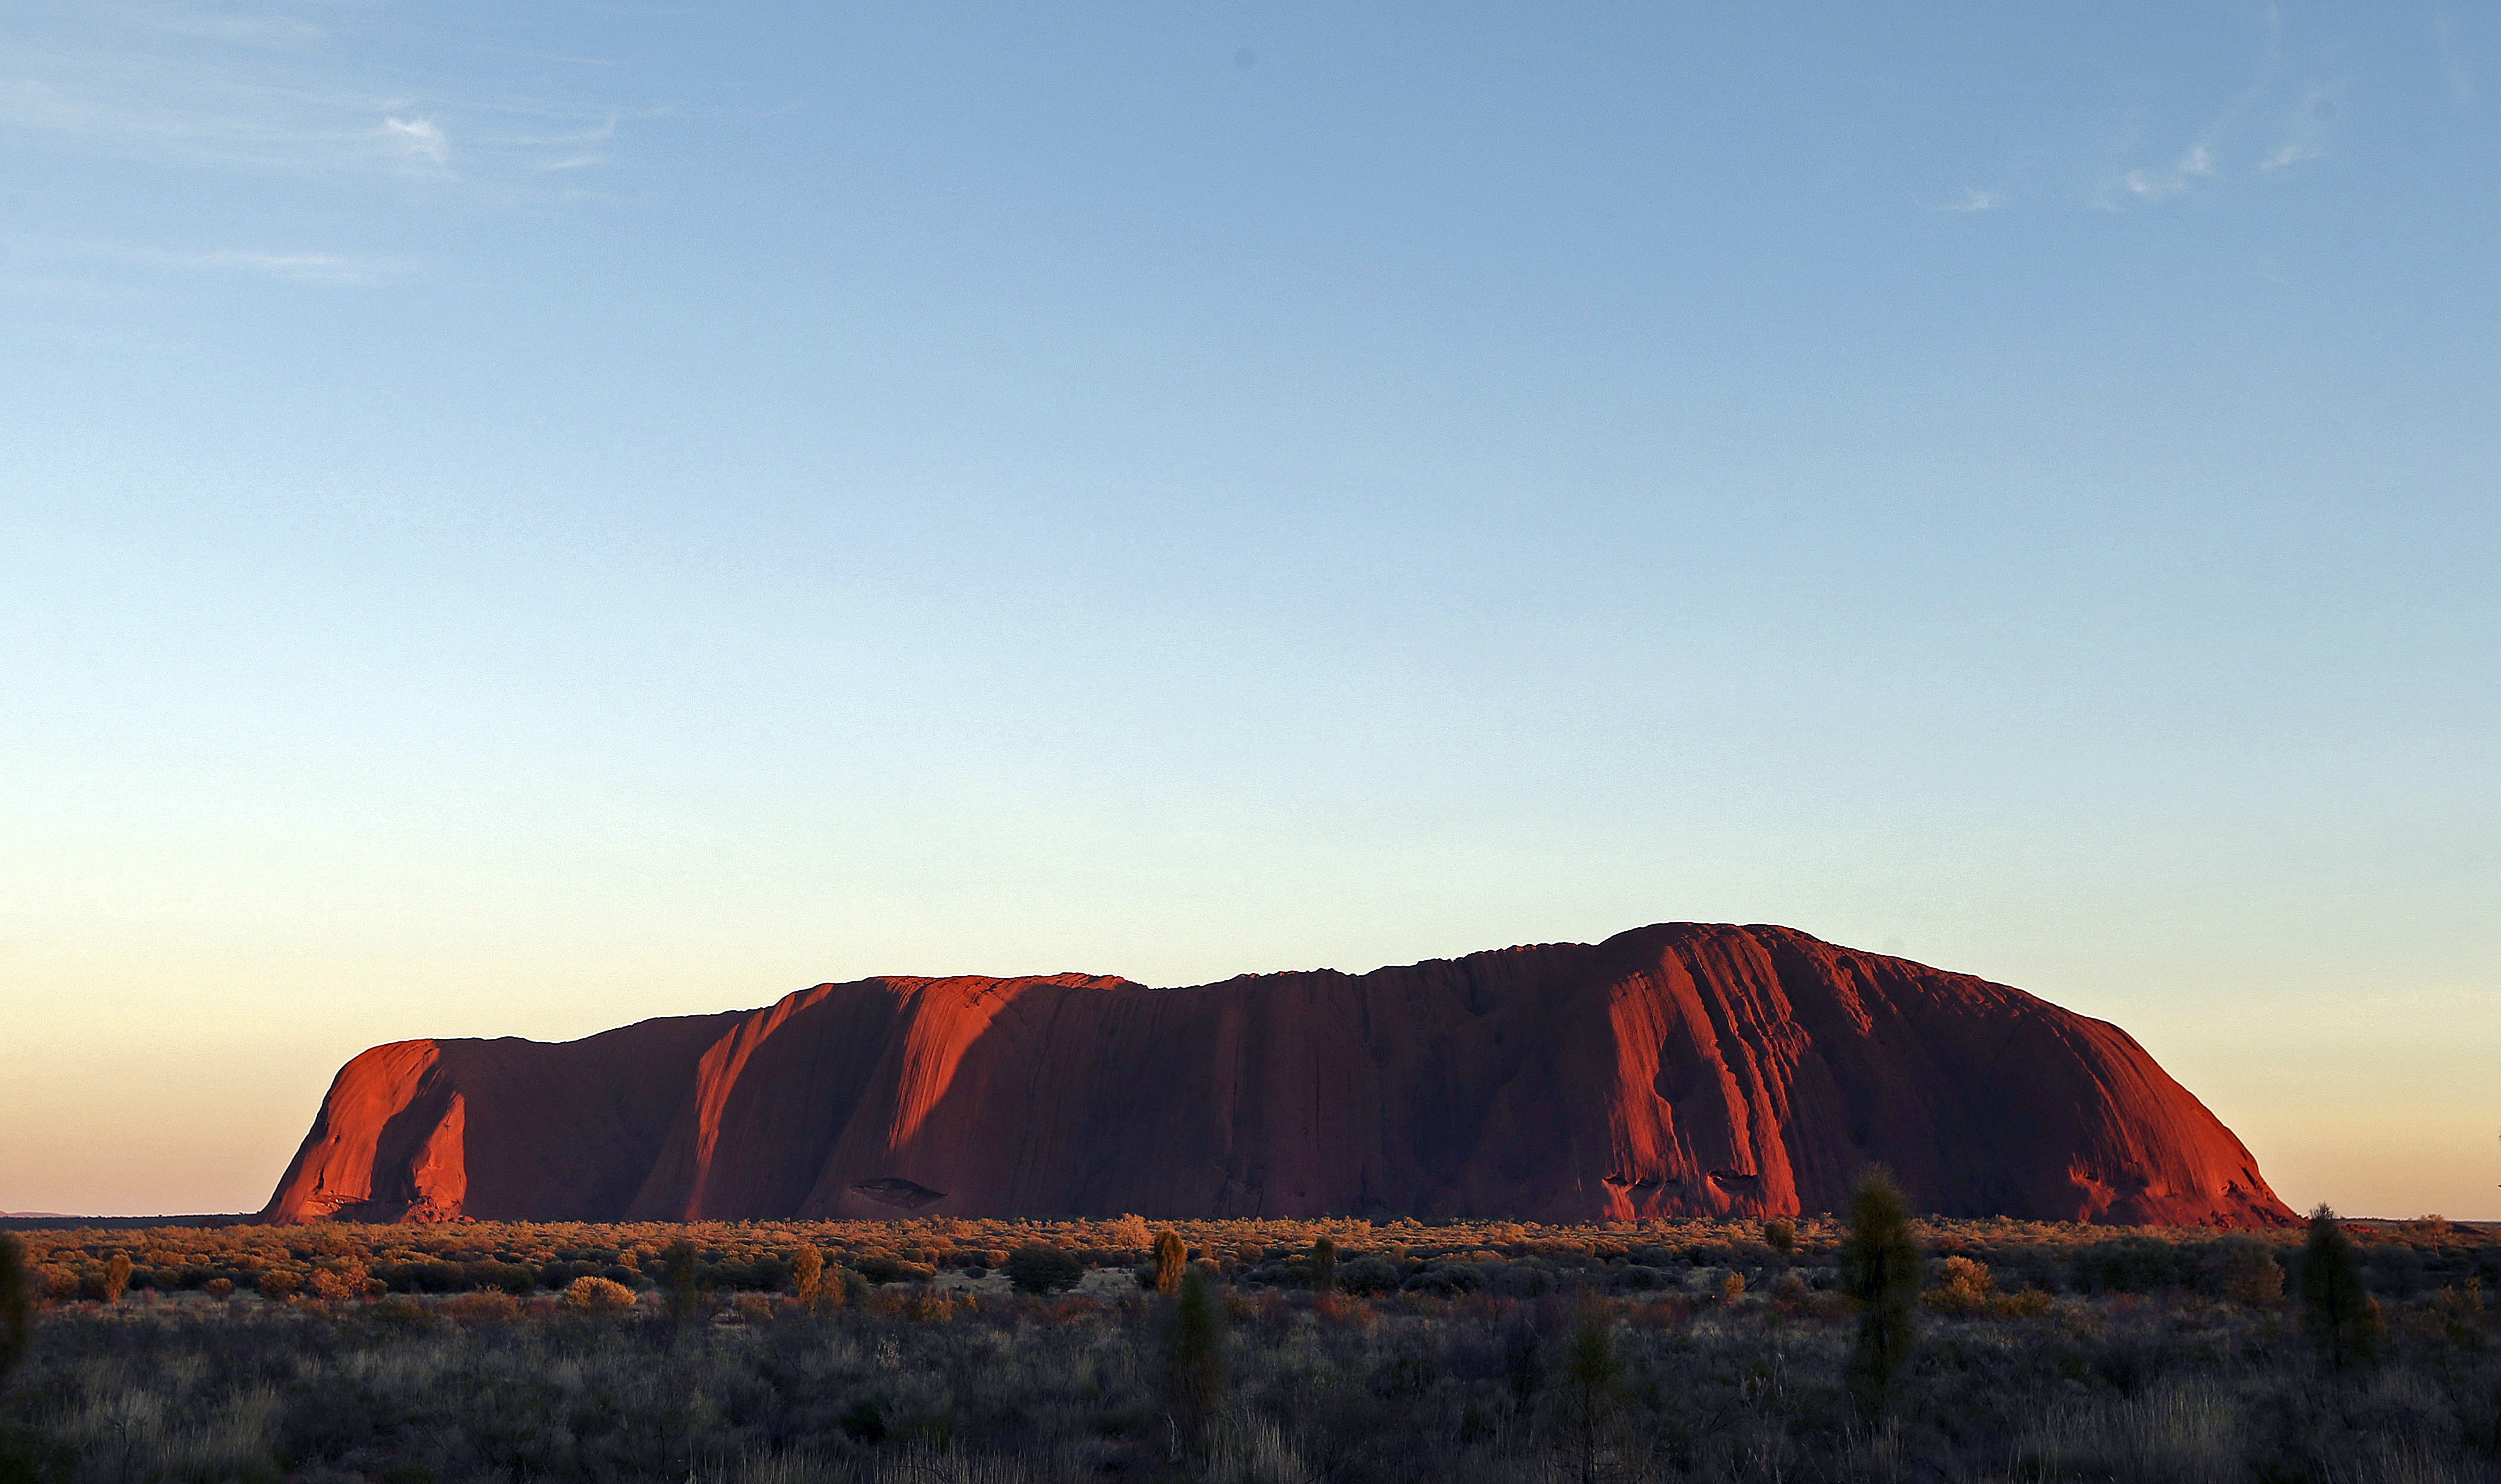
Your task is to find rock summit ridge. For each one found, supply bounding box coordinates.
[263,922,2291,1226]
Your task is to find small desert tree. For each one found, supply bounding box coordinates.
[792,1245,826,1307]
[1152,1229,1188,1296]
[663,1239,701,1329]
[1311,1234,1338,1293]
[2300,1204,2381,1372]
[1761,1217,1796,1257]
[100,1253,133,1304]
[1841,1169,1919,1414]
[1553,1310,1621,1484]
[0,1236,56,1483]
[1161,1266,1226,1459]
[0,1235,28,1384]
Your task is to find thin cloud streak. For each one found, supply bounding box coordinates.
[2120,142,2214,203]
[12,237,423,288]
[482,116,618,148]
[157,248,418,286]
[0,5,632,191]
[2435,6,2474,104]
[1940,188,2008,213]
[382,115,448,165]
[2096,9,2340,208]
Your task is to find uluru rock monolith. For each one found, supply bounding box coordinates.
[262,923,2292,1226]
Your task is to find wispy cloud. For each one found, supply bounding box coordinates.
[477,113,616,173]
[381,115,447,166]
[0,3,633,191]
[2096,8,2340,209]
[2435,6,2474,104]
[147,248,418,286]
[2256,85,2338,171]
[0,78,118,133]
[2119,142,2215,203]
[1940,188,2008,213]
[0,6,651,305]
[144,8,327,48]
[21,239,422,287]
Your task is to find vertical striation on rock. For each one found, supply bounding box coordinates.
[261,923,2293,1226]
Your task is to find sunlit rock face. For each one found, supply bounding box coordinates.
[261,922,2293,1227]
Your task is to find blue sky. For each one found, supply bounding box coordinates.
[3,3,2494,1218]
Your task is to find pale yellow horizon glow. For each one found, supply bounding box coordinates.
[8,911,2493,1222]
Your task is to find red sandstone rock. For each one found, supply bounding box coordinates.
[260,923,2293,1226]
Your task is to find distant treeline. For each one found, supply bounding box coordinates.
[0,1216,247,1232]
[13,1213,2496,1306]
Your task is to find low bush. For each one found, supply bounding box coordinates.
[560,1275,637,1311]
[1003,1246,1081,1294]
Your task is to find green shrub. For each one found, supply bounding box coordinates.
[1491,1260,1559,1298]
[1337,1256,1400,1296]
[838,1398,885,1443]
[2073,1235,2196,1293]
[2431,1281,2483,1349]
[1402,1263,1482,1297]
[1553,1312,1620,1484]
[2209,1235,2284,1306]
[662,1239,700,1326]
[849,1253,935,1284]
[1841,1170,1919,1413]
[1162,1267,1225,1452]
[2300,1205,2382,1371]
[0,1235,28,1381]
[1005,1245,1082,1294]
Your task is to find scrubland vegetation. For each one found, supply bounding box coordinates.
[2,1209,2495,1482]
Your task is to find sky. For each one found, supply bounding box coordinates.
[1,2,2494,1220]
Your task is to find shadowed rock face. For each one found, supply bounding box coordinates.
[261,923,2293,1226]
